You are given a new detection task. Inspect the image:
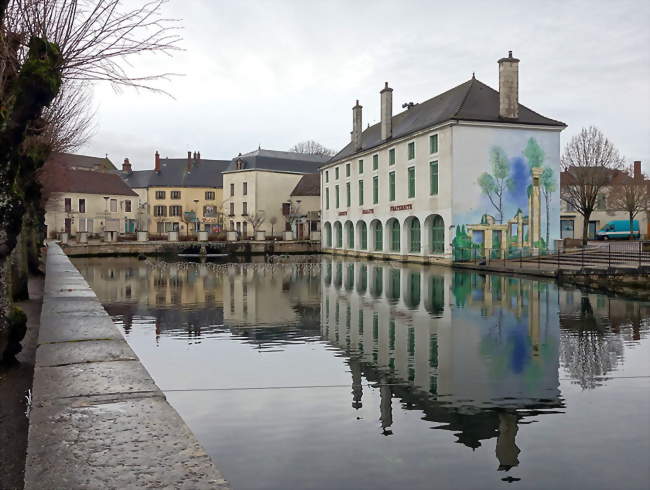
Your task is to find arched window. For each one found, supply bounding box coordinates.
[409,218,421,253]
[431,215,445,253]
[359,222,367,250]
[346,222,354,249]
[373,222,383,251]
[390,220,400,252]
[334,222,342,248]
[325,223,332,247]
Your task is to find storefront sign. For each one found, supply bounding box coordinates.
[362,209,374,214]
[390,204,413,212]
[338,211,348,216]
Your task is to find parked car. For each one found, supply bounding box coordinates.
[596,220,640,240]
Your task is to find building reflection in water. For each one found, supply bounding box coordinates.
[74,256,649,475]
[322,257,563,472]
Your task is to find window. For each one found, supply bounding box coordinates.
[171,191,181,200]
[359,222,367,250]
[430,134,438,154]
[389,148,395,165]
[230,183,235,196]
[373,176,379,204]
[282,202,290,215]
[243,182,248,195]
[346,163,350,177]
[335,167,339,179]
[358,180,364,205]
[596,194,606,210]
[373,154,379,170]
[155,190,165,199]
[110,199,117,212]
[431,215,445,253]
[389,171,395,201]
[335,185,340,208]
[326,170,329,183]
[326,188,330,209]
[205,191,215,200]
[374,223,383,251]
[408,167,416,198]
[346,182,351,207]
[153,205,167,217]
[409,219,421,252]
[242,202,248,215]
[430,161,439,195]
[169,205,182,217]
[390,220,400,252]
[243,222,248,237]
[358,159,364,174]
[78,199,85,213]
[408,141,415,160]
[124,200,131,213]
[229,202,235,216]
[64,198,72,213]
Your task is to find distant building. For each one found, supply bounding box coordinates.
[221,149,327,239]
[290,173,321,240]
[320,52,566,262]
[560,161,649,240]
[120,151,230,235]
[39,153,139,238]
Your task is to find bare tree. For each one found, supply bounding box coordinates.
[289,140,335,158]
[608,165,648,240]
[244,212,265,236]
[561,127,625,245]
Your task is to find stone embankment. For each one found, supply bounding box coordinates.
[24,243,230,489]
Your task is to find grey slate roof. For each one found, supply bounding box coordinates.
[291,173,320,196]
[224,149,327,174]
[330,77,566,162]
[121,158,231,189]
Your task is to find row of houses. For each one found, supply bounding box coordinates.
[40,51,647,250]
[40,148,326,240]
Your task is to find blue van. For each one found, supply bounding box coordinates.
[596,220,640,240]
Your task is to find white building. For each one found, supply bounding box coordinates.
[320,53,566,262]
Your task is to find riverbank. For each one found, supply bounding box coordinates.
[0,277,42,490]
[62,239,320,258]
[24,243,230,489]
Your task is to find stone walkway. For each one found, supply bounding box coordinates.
[24,244,230,489]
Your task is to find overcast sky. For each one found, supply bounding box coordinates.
[80,0,650,172]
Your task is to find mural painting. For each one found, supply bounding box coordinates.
[452,129,560,260]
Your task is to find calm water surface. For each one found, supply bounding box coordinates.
[73,257,650,490]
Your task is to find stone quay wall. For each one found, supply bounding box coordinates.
[24,243,230,489]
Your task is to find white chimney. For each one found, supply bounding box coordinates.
[352,100,362,152]
[498,50,519,120]
[380,82,393,141]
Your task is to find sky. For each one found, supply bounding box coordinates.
[80,0,650,173]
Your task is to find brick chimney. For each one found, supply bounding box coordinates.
[154,151,160,172]
[352,100,363,152]
[634,160,642,180]
[498,50,519,120]
[380,82,393,141]
[187,151,192,171]
[122,158,132,173]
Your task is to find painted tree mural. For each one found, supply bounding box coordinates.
[478,147,509,223]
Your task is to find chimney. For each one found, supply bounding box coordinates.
[380,82,393,141]
[187,151,192,171]
[498,50,520,120]
[352,100,362,152]
[122,158,132,173]
[154,151,160,172]
[634,161,642,181]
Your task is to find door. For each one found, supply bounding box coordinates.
[64,218,72,234]
[560,219,574,239]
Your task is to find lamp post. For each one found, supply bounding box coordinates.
[193,199,200,234]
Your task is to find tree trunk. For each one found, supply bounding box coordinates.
[581,212,591,246]
[629,213,634,241]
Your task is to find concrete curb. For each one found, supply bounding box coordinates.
[24,243,230,489]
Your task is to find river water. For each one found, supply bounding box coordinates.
[73,256,650,490]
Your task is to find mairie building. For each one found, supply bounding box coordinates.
[320,52,566,263]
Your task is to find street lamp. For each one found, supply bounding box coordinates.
[193,199,200,234]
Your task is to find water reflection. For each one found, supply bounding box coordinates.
[72,256,650,490]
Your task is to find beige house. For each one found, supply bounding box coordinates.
[39,153,139,239]
[121,151,230,235]
[222,149,327,239]
[560,161,649,240]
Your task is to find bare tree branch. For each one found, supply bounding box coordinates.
[289,140,335,158]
